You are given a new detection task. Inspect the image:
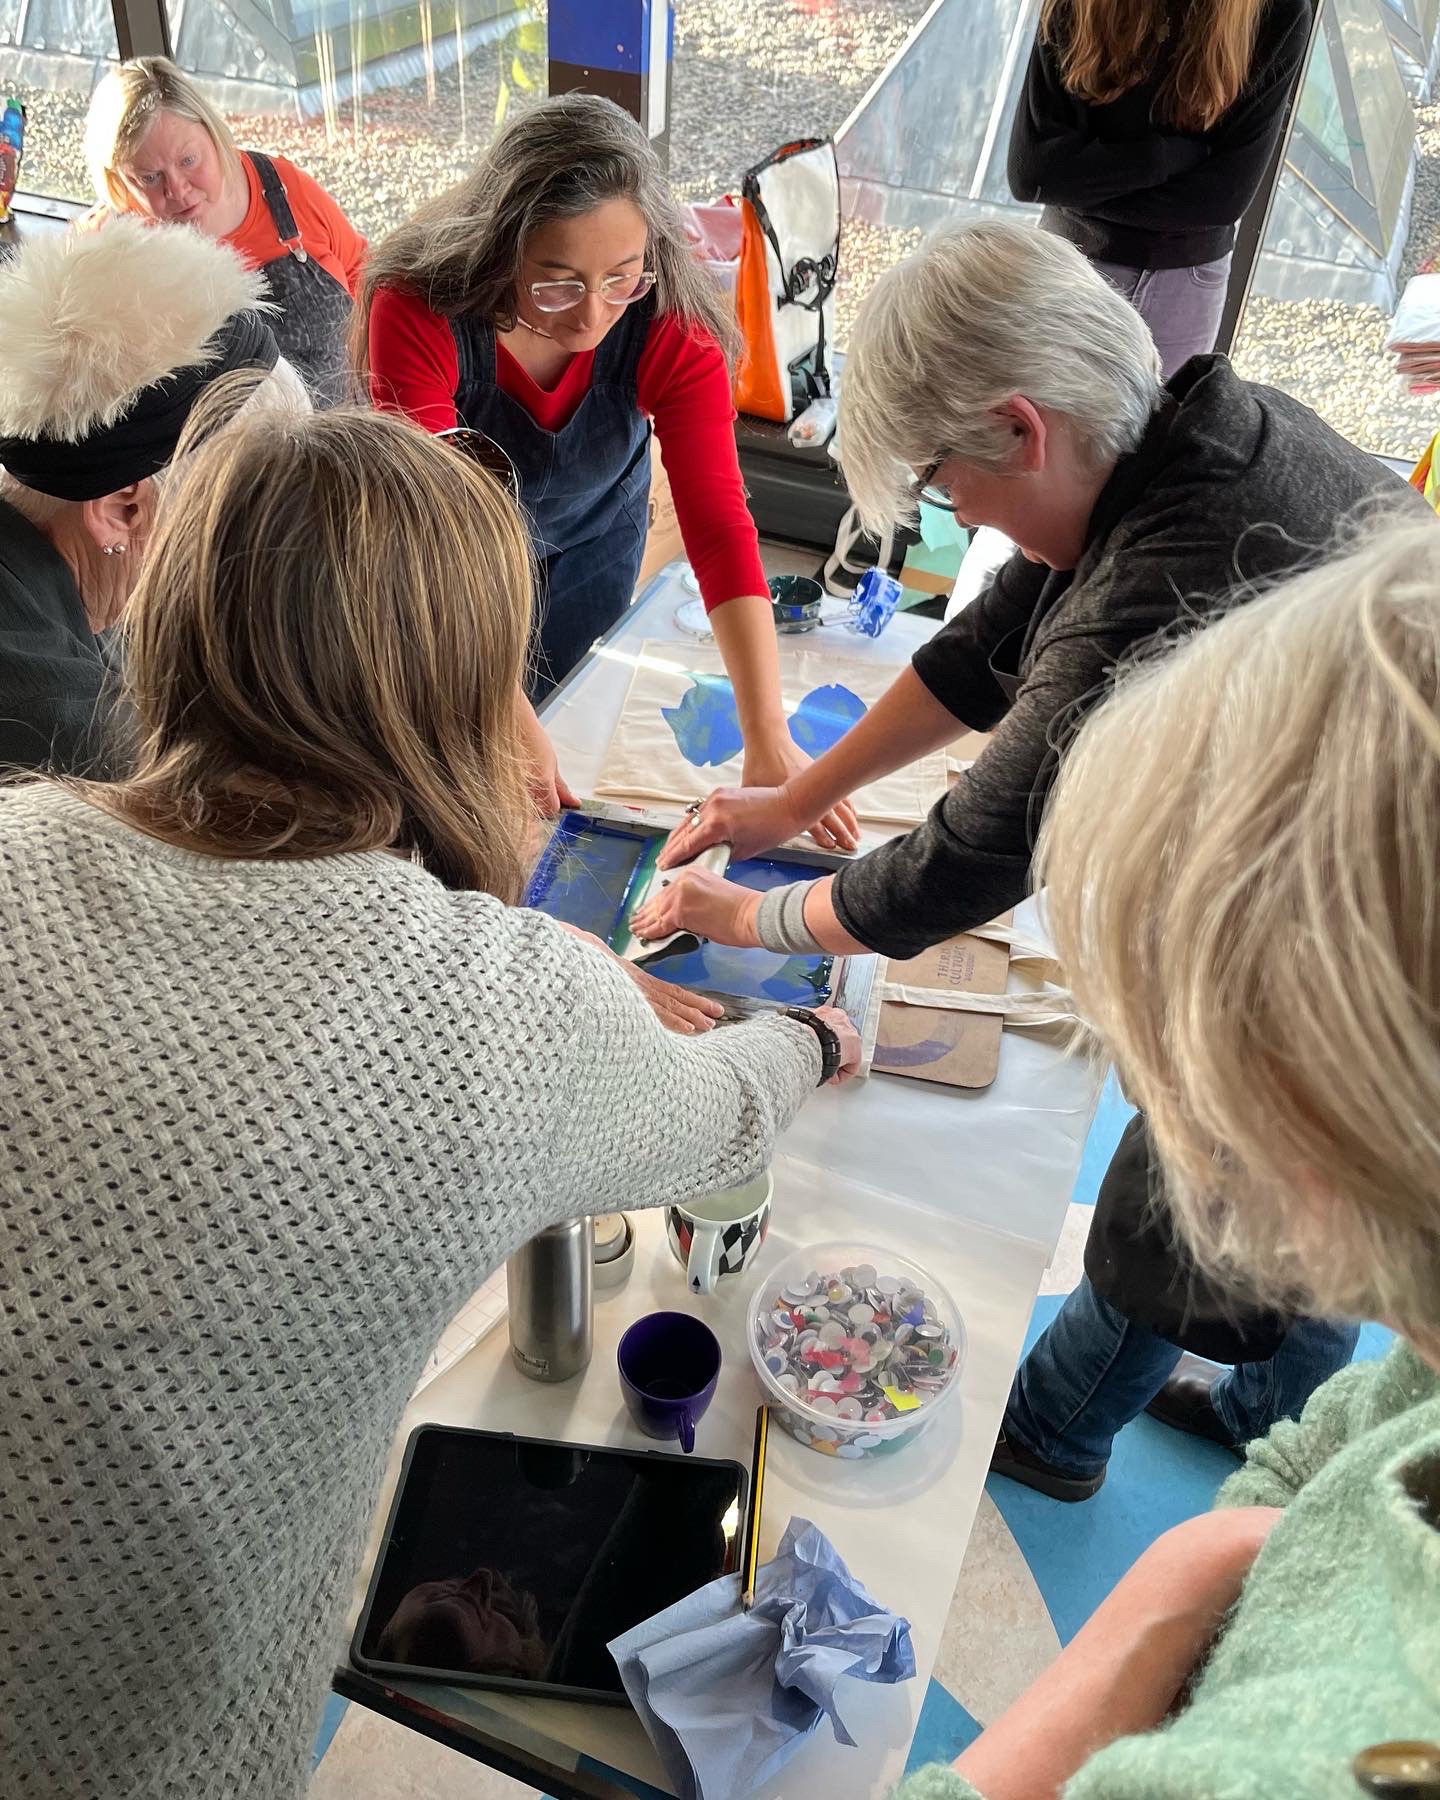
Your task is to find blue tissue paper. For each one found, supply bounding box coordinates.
[609,1516,915,1800]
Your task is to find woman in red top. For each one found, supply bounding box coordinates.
[361,92,856,841]
[85,57,366,408]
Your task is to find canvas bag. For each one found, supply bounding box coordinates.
[734,138,840,423]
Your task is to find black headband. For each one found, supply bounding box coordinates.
[0,309,281,502]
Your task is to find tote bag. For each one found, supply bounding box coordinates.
[734,137,840,423]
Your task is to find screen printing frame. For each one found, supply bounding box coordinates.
[527,801,882,1041]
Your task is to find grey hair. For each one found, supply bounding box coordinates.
[355,91,738,377]
[839,220,1163,536]
[0,474,64,525]
[1038,517,1440,1336]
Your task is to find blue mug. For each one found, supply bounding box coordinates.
[617,1312,721,1454]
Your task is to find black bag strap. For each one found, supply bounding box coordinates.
[244,149,307,262]
[742,138,839,313]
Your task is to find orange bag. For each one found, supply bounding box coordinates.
[734,138,840,423]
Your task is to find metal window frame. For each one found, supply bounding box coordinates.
[1213,0,1327,355]
[111,0,173,60]
[3,0,166,223]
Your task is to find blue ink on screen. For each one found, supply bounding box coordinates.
[649,942,833,1005]
[786,683,866,757]
[646,854,835,1004]
[661,674,746,767]
[527,823,837,1007]
[661,674,868,768]
[524,817,661,941]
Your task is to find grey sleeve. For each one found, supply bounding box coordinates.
[542,925,821,1217]
[755,881,828,955]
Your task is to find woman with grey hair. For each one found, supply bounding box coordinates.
[362,92,856,847]
[0,214,302,778]
[638,218,1431,1484]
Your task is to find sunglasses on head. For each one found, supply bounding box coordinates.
[435,427,520,501]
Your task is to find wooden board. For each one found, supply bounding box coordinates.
[873,912,1012,1090]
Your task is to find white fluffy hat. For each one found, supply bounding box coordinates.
[0,213,272,443]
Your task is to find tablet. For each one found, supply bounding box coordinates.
[351,1425,749,1703]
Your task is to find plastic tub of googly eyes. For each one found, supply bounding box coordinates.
[747,1243,966,1459]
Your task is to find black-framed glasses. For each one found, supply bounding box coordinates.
[527,271,658,314]
[908,453,959,512]
[435,426,520,501]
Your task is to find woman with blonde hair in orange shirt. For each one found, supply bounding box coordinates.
[85,56,365,407]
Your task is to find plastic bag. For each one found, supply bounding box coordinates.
[1386,272,1440,394]
[0,99,24,226]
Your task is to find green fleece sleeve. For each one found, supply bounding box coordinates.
[1217,1340,1436,1509]
[892,1765,987,1800]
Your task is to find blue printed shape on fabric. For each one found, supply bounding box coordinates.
[662,675,867,767]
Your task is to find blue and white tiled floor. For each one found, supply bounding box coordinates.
[312,1074,1394,1797]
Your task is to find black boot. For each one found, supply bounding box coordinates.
[1144,1354,1245,1453]
[989,1429,1106,1502]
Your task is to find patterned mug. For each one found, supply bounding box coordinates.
[666,1172,773,1297]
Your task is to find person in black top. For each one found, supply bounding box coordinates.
[636,222,1434,1497]
[1007,0,1313,374]
[0,216,292,777]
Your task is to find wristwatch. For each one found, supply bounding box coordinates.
[782,1006,842,1087]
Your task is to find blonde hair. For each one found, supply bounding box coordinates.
[357,91,737,378]
[89,405,535,900]
[85,56,241,214]
[839,220,1161,536]
[1038,520,1440,1334]
[1040,0,1268,132]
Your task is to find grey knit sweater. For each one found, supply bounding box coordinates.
[0,785,820,1799]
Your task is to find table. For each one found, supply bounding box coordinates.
[336,564,1103,1798]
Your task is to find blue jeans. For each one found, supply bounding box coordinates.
[1005,1276,1360,1479]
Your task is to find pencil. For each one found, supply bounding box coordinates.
[740,1403,769,1611]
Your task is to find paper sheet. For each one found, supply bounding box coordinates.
[414,1268,508,1394]
[594,642,947,827]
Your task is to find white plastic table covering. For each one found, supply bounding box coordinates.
[346,565,1103,1795]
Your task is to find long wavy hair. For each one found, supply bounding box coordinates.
[355,91,737,377]
[1040,0,1269,131]
[88,403,535,900]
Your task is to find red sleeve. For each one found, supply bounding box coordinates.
[368,286,460,432]
[269,154,367,294]
[638,315,767,612]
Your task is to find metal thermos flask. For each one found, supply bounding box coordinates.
[506,1216,593,1382]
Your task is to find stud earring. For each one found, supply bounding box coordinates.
[102,544,126,557]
